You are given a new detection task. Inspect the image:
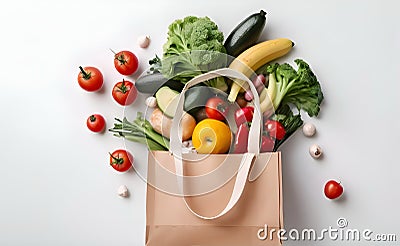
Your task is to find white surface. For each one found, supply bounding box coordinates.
[0,0,399,245]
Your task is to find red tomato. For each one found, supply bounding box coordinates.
[205,97,229,121]
[113,50,139,75]
[109,149,133,172]
[265,120,286,140]
[77,66,103,92]
[112,79,137,106]
[86,114,106,133]
[324,180,344,199]
[234,106,254,126]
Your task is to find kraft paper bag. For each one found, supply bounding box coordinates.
[145,68,284,245]
[146,151,283,246]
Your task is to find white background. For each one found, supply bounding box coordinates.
[0,0,399,245]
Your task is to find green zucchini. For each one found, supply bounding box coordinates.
[224,10,267,57]
[135,73,184,94]
[183,85,226,118]
[184,85,214,114]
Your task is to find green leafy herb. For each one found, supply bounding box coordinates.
[272,104,304,151]
[149,55,162,74]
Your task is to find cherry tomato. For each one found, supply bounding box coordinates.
[77,66,103,92]
[109,149,133,172]
[260,135,274,152]
[324,180,344,199]
[113,50,139,75]
[234,106,254,126]
[112,79,137,106]
[205,97,229,121]
[86,114,106,133]
[265,120,286,140]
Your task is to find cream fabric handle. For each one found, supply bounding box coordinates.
[170,68,262,220]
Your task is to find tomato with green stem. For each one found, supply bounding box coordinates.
[77,66,103,92]
[265,119,286,140]
[112,50,139,75]
[109,149,133,172]
[205,97,229,121]
[112,79,137,106]
[86,114,106,133]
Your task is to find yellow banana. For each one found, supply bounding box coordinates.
[227,38,294,103]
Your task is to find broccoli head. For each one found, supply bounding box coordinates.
[267,59,324,117]
[161,16,227,84]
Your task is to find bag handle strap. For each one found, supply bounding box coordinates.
[170,68,263,220]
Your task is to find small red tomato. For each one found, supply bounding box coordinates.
[77,66,103,92]
[265,120,286,140]
[260,135,274,152]
[109,149,133,172]
[112,79,137,106]
[205,97,229,121]
[324,180,344,199]
[113,50,139,75]
[86,114,106,133]
[234,106,254,126]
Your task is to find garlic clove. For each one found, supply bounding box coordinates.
[117,185,129,198]
[145,96,157,108]
[309,144,322,159]
[303,123,316,137]
[137,35,150,48]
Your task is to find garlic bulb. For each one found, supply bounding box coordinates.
[145,96,157,108]
[117,185,129,198]
[303,123,316,137]
[137,35,150,48]
[309,144,322,159]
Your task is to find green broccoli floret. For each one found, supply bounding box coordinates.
[267,59,324,117]
[161,16,227,87]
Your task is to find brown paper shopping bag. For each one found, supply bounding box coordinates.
[145,68,283,246]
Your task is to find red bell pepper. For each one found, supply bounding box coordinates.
[260,134,274,152]
[234,106,254,127]
[233,123,250,154]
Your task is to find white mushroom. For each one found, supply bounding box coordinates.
[117,185,129,198]
[309,144,322,159]
[145,96,157,108]
[303,123,316,137]
[137,35,150,48]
